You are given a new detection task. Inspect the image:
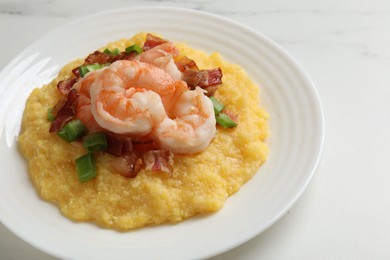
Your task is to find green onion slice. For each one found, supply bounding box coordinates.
[125,44,143,54]
[83,132,107,152]
[103,48,120,55]
[216,113,238,128]
[75,153,97,182]
[79,63,108,77]
[78,66,89,77]
[209,96,225,115]
[57,119,87,142]
[47,107,55,122]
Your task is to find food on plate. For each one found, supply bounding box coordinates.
[18,32,269,230]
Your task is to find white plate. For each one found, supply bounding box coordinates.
[0,6,324,260]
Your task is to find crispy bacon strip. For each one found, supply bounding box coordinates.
[72,51,137,77]
[203,85,218,97]
[183,68,223,88]
[106,132,134,157]
[84,51,112,65]
[132,141,159,156]
[113,52,137,62]
[84,50,137,65]
[50,99,66,118]
[182,68,223,96]
[57,77,77,95]
[174,56,199,72]
[72,66,81,77]
[111,153,143,178]
[144,150,174,173]
[143,33,168,51]
[49,89,79,132]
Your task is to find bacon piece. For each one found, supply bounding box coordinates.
[203,85,219,97]
[57,77,77,95]
[49,89,79,132]
[50,99,66,119]
[132,141,159,156]
[203,68,223,86]
[84,51,112,65]
[122,138,134,154]
[111,51,137,62]
[174,56,199,72]
[106,132,134,157]
[84,50,137,66]
[182,68,223,87]
[111,153,143,178]
[72,66,81,77]
[143,33,168,51]
[182,68,223,96]
[144,150,174,173]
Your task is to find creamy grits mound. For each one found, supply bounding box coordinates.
[18,32,269,230]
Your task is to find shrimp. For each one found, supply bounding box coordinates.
[89,61,167,135]
[73,72,102,132]
[138,41,182,80]
[74,60,186,135]
[153,87,216,154]
[74,60,216,154]
[134,60,188,110]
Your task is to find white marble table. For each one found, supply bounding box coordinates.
[1,0,390,259]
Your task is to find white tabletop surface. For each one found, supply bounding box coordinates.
[1,0,390,259]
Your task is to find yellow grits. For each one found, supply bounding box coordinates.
[18,33,269,230]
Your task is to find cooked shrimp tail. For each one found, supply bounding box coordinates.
[154,87,216,154]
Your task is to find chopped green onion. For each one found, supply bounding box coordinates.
[209,97,238,128]
[57,119,87,142]
[209,96,225,115]
[78,66,89,77]
[79,63,108,77]
[83,132,107,152]
[47,107,55,122]
[216,113,237,128]
[125,44,143,54]
[75,153,96,182]
[103,48,120,55]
